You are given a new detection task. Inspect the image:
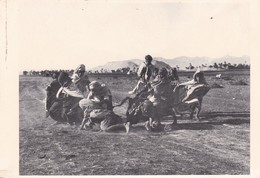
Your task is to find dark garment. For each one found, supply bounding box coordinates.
[46,79,61,111]
[126,98,150,125]
[150,77,174,107]
[46,79,64,122]
[72,72,91,95]
[88,111,123,131]
[100,113,123,131]
[48,101,66,122]
[137,62,155,83]
[62,96,83,125]
[168,69,179,82]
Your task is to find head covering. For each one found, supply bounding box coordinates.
[52,72,60,79]
[89,81,102,91]
[169,67,179,80]
[145,55,153,62]
[154,67,159,74]
[193,69,206,84]
[58,72,71,86]
[76,64,86,72]
[159,67,168,78]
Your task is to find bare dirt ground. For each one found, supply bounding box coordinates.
[19,73,250,175]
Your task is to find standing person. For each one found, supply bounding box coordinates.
[128,55,155,95]
[56,72,84,126]
[71,64,91,97]
[45,72,66,124]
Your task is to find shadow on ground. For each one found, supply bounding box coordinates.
[200,111,250,119]
[149,111,251,132]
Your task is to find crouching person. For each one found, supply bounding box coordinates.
[57,72,84,126]
[71,64,91,97]
[173,69,210,120]
[46,72,67,124]
[79,81,124,132]
[125,68,176,132]
[145,67,176,129]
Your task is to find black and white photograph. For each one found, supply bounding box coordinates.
[1,0,260,177]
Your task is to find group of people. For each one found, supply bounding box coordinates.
[45,54,209,133]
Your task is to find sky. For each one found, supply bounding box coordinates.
[7,0,250,70]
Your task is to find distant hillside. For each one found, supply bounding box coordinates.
[90,55,250,72]
[211,55,250,65]
[158,55,250,70]
[91,60,139,72]
[160,56,212,70]
[91,59,171,72]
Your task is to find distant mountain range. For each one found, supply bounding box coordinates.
[91,59,172,72]
[90,55,250,71]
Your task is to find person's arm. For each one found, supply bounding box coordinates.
[145,64,154,81]
[87,91,94,99]
[87,92,101,103]
[83,74,91,91]
[137,63,146,78]
[101,88,113,110]
[56,87,64,99]
[63,87,84,98]
[71,73,80,83]
[101,95,113,110]
[178,79,197,86]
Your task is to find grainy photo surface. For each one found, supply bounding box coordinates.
[3,0,254,176]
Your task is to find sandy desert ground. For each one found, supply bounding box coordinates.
[19,72,250,175]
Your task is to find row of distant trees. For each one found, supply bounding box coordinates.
[22,62,250,77]
[22,70,74,77]
[22,67,135,77]
[185,62,250,70]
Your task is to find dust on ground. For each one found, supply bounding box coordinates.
[19,74,250,175]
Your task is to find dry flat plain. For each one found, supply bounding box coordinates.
[19,71,250,175]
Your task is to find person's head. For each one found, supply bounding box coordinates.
[76,64,86,75]
[170,67,179,80]
[51,72,60,80]
[153,67,159,76]
[145,55,153,64]
[89,81,102,94]
[58,72,71,87]
[193,69,205,83]
[159,67,168,79]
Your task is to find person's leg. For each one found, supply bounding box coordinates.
[105,124,126,132]
[62,97,76,125]
[170,107,177,124]
[144,119,152,131]
[65,97,81,125]
[124,99,143,133]
[124,121,131,133]
[79,98,101,126]
[194,98,202,120]
[100,114,125,132]
[128,80,143,94]
[48,101,65,123]
[80,108,93,129]
[79,98,89,111]
[62,109,70,125]
[80,117,94,130]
